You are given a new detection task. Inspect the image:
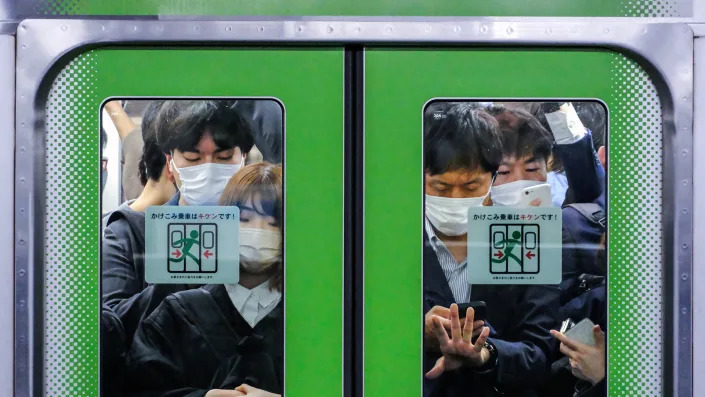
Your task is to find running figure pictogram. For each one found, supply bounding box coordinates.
[169,229,201,266]
[491,230,523,267]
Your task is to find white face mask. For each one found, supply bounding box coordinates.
[240,228,282,274]
[171,158,243,206]
[490,180,546,207]
[425,187,490,237]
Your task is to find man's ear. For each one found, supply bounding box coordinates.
[165,153,175,183]
[597,146,607,170]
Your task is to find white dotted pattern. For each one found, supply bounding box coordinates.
[621,0,684,17]
[45,51,99,396]
[609,54,663,396]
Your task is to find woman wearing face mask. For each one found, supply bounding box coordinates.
[127,162,283,397]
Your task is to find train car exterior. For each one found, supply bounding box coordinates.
[1,0,703,396]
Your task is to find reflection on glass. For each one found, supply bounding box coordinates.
[100,99,284,397]
[422,101,607,397]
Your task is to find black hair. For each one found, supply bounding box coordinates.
[488,105,553,163]
[154,100,255,156]
[100,127,108,149]
[233,100,283,164]
[573,102,606,149]
[138,100,165,185]
[424,102,503,175]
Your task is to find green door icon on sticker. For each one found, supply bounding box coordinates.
[489,224,540,274]
[168,223,218,273]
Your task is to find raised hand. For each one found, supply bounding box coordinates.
[425,303,491,379]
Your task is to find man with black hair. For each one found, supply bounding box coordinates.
[155,100,255,206]
[423,103,560,397]
[100,100,254,396]
[104,100,254,336]
[486,106,554,207]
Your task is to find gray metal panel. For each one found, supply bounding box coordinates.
[0,34,14,397]
[0,0,15,21]
[14,18,693,397]
[692,37,704,397]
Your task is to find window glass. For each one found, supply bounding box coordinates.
[422,100,607,396]
[100,99,285,397]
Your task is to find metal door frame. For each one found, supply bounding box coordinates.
[14,18,693,397]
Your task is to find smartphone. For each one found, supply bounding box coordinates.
[517,183,552,207]
[457,301,487,321]
[564,318,596,347]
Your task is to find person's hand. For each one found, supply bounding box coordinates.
[205,389,245,397]
[550,325,606,385]
[529,198,542,206]
[234,384,280,396]
[103,100,124,114]
[425,304,491,379]
[103,100,136,140]
[425,306,450,349]
[545,103,587,145]
[424,306,484,350]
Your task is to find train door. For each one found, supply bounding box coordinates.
[15,34,345,396]
[362,23,692,397]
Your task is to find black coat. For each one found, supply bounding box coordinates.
[126,284,283,397]
[102,205,196,346]
[423,233,561,397]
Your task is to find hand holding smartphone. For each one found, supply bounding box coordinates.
[517,183,552,207]
[457,301,487,321]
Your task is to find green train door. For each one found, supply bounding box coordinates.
[364,48,666,397]
[36,47,345,396]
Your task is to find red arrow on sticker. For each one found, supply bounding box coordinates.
[203,250,213,259]
[493,250,504,259]
[172,249,182,258]
[526,251,535,260]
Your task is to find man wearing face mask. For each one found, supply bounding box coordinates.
[156,100,254,206]
[484,105,555,208]
[127,163,283,397]
[485,104,608,397]
[486,103,606,296]
[101,100,255,385]
[423,103,560,397]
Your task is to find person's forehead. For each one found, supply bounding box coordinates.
[184,130,237,153]
[429,169,490,183]
[501,154,544,165]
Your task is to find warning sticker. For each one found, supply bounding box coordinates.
[145,206,240,284]
[467,207,562,285]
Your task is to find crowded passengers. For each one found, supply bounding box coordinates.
[100,99,606,397]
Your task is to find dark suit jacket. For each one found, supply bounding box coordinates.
[423,234,561,397]
[556,131,605,206]
[127,284,283,397]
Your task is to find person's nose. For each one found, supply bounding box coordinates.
[449,188,466,199]
[248,217,268,230]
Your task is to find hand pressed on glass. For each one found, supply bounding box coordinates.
[424,305,484,351]
[425,303,491,379]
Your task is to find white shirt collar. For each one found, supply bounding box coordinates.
[225,281,282,328]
